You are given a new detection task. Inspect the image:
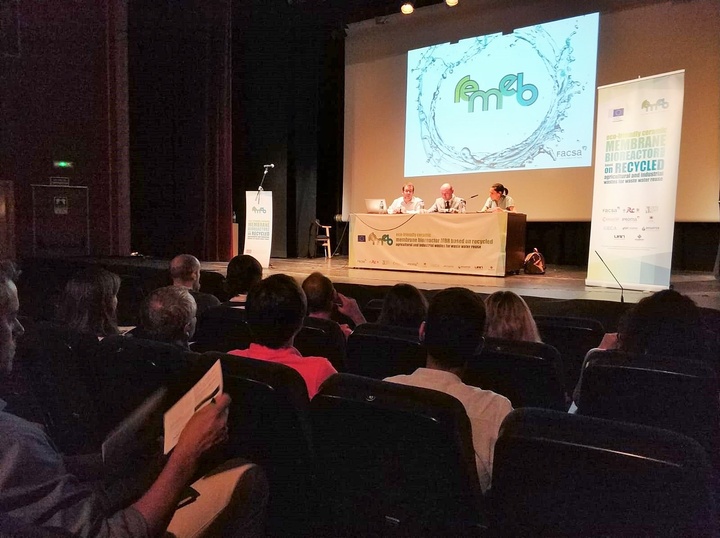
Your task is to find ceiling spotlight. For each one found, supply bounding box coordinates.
[446,0,459,5]
[401,2,414,14]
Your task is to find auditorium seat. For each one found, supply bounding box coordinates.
[466,337,567,411]
[345,322,426,379]
[297,317,346,371]
[311,373,484,536]
[190,306,253,352]
[361,297,384,322]
[576,349,720,469]
[199,269,230,302]
[194,352,314,537]
[534,315,605,390]
[90,335,194,434]
[15,321,102,455]
[490,408,717,537]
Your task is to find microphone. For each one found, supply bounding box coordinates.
[469,194,479,199]
[595,250,625,303]
[263,163,275,169]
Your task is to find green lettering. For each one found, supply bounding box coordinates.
[454,75,479,103]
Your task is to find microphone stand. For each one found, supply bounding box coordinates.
[256,166,270,202]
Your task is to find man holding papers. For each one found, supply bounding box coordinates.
[0,261,268,537]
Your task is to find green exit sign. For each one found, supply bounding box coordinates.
[53,161,74,169]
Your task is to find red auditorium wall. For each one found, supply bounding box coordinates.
[0,0,130,259]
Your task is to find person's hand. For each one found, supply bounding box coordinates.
[173,393,231,465]
[598,332,619,350]
[336,292,366,326]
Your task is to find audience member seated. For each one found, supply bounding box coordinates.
[302,271,366,339]
[229,274,336,398]
[223,254,263,310]
[384,287,512,493]
[190,256,262,351]
[0,261,269,537]
[169,254,220,318]
[135,285,198,350]
[56,267,121,339]
[484,290,541,343]
[376,283,428,330]
[572,289,715,407]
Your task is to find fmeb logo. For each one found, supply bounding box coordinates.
[454,73,538,112]
[641,98,669,112]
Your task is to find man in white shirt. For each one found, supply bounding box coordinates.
[387,182,424,214]
[384,287,512,494]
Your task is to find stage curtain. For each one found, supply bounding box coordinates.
[129,0,232,261]
[200,0,233,261]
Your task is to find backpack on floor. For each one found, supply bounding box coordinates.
[524,248,546,275]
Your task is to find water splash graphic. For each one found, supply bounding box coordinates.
[408,15,597,175]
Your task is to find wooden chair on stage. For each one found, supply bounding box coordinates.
[313,220,332,258]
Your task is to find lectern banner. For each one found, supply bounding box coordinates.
[244,191,273,268]
[586,70,685,291]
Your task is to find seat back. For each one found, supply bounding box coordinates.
[195,352,313,536]
[362,297,384,323]
[191,305,253,352]
[491,408,717,537]
[346,323,425,379]
[296,317,346,371]
[16,321,102,454]
[534,315,605,390]
[91,335,193,434]
[577,349,720,468]
[198,269,229,301]
[311,373,483,536]
[466,337,566,410]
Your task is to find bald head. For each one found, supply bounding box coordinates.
[302,272,334,315]
[170,254,201,291]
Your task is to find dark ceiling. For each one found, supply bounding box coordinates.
[290,0,676,26]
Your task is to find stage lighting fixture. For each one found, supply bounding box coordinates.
[401,2,414,15]
[446,0,459,6]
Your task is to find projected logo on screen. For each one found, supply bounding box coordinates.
[404,12,599,176]
[454,73,539,112]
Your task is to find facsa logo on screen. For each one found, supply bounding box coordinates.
[556,148,585,158]
[454,73,538,113]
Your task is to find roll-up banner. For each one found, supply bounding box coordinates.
[243,190,273,268]
[586,70,685,292]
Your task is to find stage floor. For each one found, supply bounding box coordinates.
[196,256,720,311]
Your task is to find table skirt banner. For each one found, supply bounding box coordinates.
[349,213,519,276]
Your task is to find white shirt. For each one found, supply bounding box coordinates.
[387,196,424,214]
[481,194,515,212]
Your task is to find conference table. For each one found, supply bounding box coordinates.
[349,212,527,277]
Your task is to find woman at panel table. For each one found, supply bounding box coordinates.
[480,183,516,213]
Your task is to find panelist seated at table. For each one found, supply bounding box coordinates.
[480,182,516,213]
[387,182,425,214]
[426,183,466,214]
